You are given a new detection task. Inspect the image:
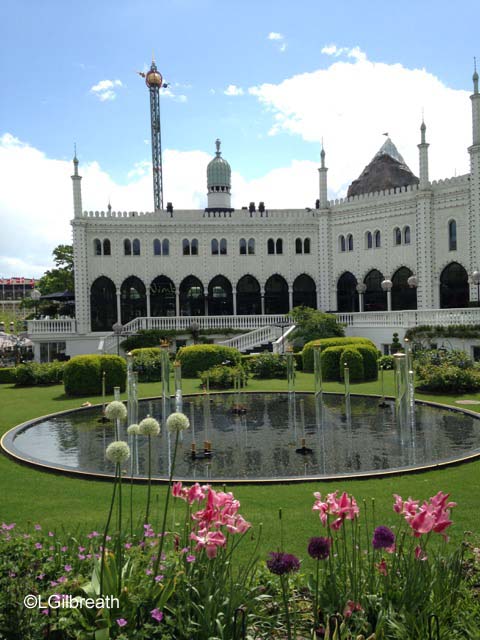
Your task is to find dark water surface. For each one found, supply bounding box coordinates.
[6,393,480,481]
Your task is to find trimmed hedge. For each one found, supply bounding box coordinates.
[356,345,379,380]
[320,346,348,380]
[248,352,287,379]
[303,336,375,372]
[0,367,15,384]
[199,365,247,389]
[130,347,163,382]
[12,362,65,386]
[339,348,364,382]
[120,329,177,351]
[176,345,241,377]
[416,364,480,393]
[64,355,126,396]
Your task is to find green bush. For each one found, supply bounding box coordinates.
[416,364,480,393]
[302,336,375,372]
[0,367,15,384]
[64,355,126,396]
[378,355,395,370]
[356,345,379,380]
[176,345,241,377]
[130,347,163,382]
[199,364,247,389]
[320,346,347,380]
[248,352,287,379]
[120,329,177,351]
[288,306,345,346]
[12,361,65,386]
[339,348,364,382]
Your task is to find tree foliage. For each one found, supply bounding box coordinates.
[37,244,74,295]
[288,306,344,346]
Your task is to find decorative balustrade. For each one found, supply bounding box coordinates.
[272,324,296,354]
[27,319,76,334]
[122,314,289,333]
[336,307,480,328]
[218,326,279,353]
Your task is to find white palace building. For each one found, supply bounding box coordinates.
[28,66,480,361]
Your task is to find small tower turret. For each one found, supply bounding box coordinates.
[418,117,430,189]
[318,142,328,208]
[206,139,233,211]
[71,147,83,217]
[472,58,480,146]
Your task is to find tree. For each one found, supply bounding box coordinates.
[37,244,74,295]
[288,306,345,346]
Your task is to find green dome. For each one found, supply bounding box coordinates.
[207,139,231,188]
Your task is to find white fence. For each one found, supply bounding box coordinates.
[121,314,290,333]
[218,326,280,353]
[336,307,480,328]
[27,318,76,334]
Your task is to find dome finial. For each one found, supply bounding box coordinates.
[73,143,79,175]
[215,138,221,157]
[474,57,479,94]
[320,137,326,168]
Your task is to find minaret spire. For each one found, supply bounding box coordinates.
[471,57,480,146]
[318,140,328,208]
[71,146,83,217]
[418,115,429,189]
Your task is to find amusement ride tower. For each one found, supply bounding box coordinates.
[139,58,165,211]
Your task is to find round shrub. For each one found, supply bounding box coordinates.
[0,367,15,384]
[12,362,65,386]
[64,355,126,396]
[249,352,287,379]
[339,348,364,382]
[302,337,375,372]
[356,345,379,380]
[130,347,163,382]
[200,364,247,389]
[320,346,348,380]
[378,355,395,370]
[176,345,241,377]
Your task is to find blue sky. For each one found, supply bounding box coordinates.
[0,0,479,275]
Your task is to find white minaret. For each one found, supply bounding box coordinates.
[471,60,480,145]
[418,118,429,189]
[206,139,232,211]
[469,60,480,294]
[71,148,83,217]
[318,143,328,208]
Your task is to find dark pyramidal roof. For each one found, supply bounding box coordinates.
[347,138,419,197]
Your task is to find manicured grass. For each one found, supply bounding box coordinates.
[1,372,480,561]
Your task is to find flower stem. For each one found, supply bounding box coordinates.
[144,435,152,528]
[117,469,123,593]
[280,574,293,640]
[100,463,118,594]
[314,557,320,627]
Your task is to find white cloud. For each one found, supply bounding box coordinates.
[249,48,471,195]
[224,84,244,96]
[161,87,187,102]
[267,31,287,52]
[90,79,123,102]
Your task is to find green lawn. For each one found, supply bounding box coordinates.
[1,372,480,560]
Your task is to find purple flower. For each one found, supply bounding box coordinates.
[35,543,42,550]
[34,524,42,531]
[266,551,300,575]
[116,618,127,627]
[307,537,331,560]
[372,526,395,550]
[186,554,196,563]
[151,608,163,622]
[64,564,72,572]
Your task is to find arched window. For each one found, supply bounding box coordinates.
[150,276,175,316]
[366,231,372,249]
[162,239,169,256]
[276,238,283,254]
[304,238,311,254]
[347,234,353,251]
[94,238,102,255]
[392,267,417,310]
[211,239,219,255]
[394,227,402,245]
[132,239,140,256]
[183,239,190,256]
[191,239,199,256]
[374,230,381,248]
[337,272,358,312]
[440,262,469,308]
[339,235,346,252]
[208,275,233,315]
[239,238,246,255]
[248,238,255,255]
[153,239,161,256]
[180,275,204,316]
[90,276,117,331]
[265,274,289,313]
[364,269,387,311]
[103,239,111,255]
[120,276,147,323]
[448,220,457,251]
[404,226,411,244]
[220,238,227,255]
[267,238,275,254]
[293,274,316,309]
[124,239,132,256]
[295,238,303,254]
[236,275,261,315]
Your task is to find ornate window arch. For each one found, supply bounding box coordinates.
[374,230,381,248]
[103,239,111,255]
[365,231,372,249]
[162,239,169,255]
[403,225,411,244]
[267,238,275,254]
[394,227,402,246]
[448,220,457,251]
[276,238,283,254]
[183,239,190,255]
[211,238,219,255]
[248,238,255,255]
[347,234,353,251]
[191,239,199,255]
[304,238,311,254]
[295,238,303,254]
[220,238,227,255]
[94,238,102,256]
[132,239,141,256]
[124,239,132,256]
[339,235,346,252]
[239,238,247,255]
[153,239,161,256]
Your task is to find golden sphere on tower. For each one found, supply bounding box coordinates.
[146,69,163,88]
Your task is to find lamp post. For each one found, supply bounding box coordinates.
[31,289,41,319]
[381,279,393,311]
[112,322,123,356]
[471,271,480,307]
[356,282,366,312]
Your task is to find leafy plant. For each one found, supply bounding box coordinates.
[176,344,241,377]
[199,364,247,389]
[288,306,345,346]
[302,337,375,372]
[12,361,65,386]
[63,355,126,396]
[249,352,288,379]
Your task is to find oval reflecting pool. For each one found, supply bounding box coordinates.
[3,393,480,482]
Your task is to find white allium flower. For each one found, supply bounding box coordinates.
[138,415,160,436]
[106,440,130,463]
[105,401,127,421]
[127,424,140,436]
[166,412,190,433]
